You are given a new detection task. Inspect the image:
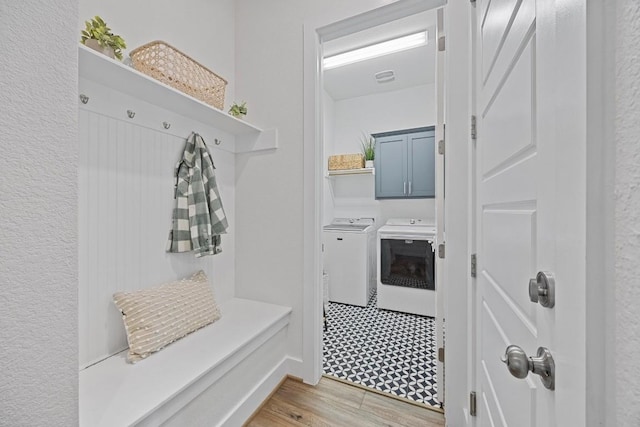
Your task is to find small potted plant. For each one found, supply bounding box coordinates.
[81,16,126,60]
[229,101,248,119]
[361,133,375,168]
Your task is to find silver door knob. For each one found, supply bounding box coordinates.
[529,271,555,308]
[501,345,555,390]
[501,345,529,379]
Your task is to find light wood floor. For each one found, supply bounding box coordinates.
[245,377,445,427]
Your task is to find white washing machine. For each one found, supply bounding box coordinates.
[377,218,436,317]
[323,218,375,307]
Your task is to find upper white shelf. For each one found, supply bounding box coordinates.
[326,167,375,177]
[78,44,269,139]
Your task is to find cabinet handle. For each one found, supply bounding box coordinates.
[409,181,412,195]
[404,181,407,195]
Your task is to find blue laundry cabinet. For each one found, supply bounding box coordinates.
[373,126,435,199]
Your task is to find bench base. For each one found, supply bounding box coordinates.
[162,332,293,426]
[80,298,293,427]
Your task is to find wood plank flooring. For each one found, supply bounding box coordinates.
[245,377,445,427]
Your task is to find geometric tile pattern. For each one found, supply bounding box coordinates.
[383,273,430,289]
[323,291,439,407]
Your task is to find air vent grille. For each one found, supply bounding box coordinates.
[375,70,395,83]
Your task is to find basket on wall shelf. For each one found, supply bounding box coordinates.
[129,40,227,110]
[328,154,365,171]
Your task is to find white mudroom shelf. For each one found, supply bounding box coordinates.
[78,44,277,153]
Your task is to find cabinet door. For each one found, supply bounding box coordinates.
[407,130,435,198]
[374,134,407,199]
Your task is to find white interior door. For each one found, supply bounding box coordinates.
[474,0,586,425]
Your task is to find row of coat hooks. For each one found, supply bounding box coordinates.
[79,93,222,145]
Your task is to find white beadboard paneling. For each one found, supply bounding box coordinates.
[79,98,236,368]
[79,109,90,366]
[79,78,237,153]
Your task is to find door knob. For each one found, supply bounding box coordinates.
[501,345,555,390]
[529,271,555,308]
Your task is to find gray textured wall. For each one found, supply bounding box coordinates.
[0,1,79,425]
[616,0,640,425]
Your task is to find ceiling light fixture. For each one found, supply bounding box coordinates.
[323,31,428,70]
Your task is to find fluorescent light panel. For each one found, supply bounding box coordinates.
[323,31,427,70]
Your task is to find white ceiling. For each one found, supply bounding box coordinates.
[323,10,437,101]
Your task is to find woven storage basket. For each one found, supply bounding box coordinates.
[328,154,365,171]
[130,41,227,110]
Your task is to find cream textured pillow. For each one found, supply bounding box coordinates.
[113,270,221,363]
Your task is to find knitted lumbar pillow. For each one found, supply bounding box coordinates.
[113,270,221,363]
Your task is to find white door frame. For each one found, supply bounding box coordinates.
[302,0,463,413]
[439,2,474,424]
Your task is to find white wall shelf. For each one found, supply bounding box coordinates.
[326,167,375,177]
[78,44,277,153]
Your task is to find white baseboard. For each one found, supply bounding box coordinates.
[220,356,304,427]
[285,356,304,379]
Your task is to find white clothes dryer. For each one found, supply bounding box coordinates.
[377,218,436,316]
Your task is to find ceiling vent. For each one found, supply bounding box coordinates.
[375,70,395,84]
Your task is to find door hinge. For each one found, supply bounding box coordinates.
[438,139,445,155]
[471,253,477,278]
[438,35,446,52]
[471,115,477,140]
[470,391,477,416]
[438,347,445,363]
[438,243,445,259]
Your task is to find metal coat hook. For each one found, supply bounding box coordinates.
[127,110,136,119]
[163,121,171,129]
[79,94,89,104]
[214,138,221,145]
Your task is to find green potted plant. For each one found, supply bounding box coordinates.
[81,16,126,60]
[229,101,248,119]
[361,133,375,168]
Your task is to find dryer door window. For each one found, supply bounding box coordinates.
[380,238,435,290]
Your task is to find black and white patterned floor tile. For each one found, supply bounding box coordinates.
[384,273,430,289]
[323,291,439,407]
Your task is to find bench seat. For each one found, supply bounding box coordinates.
[80,298,292,427]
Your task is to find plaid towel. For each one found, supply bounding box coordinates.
[166,133,228,257]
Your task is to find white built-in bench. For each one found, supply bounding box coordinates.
[80,298,292,427]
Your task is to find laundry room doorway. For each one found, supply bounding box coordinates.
[305,0,447,410]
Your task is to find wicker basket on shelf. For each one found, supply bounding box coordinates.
[328,154,365,171]
[129,41,227,110]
